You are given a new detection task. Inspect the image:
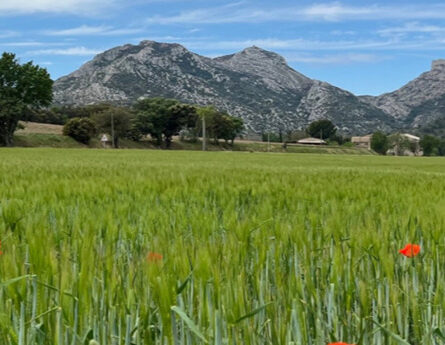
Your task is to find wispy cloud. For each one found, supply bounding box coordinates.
[26,46,103,56]
[0,41,46,47]
[0,0,117,15]
[146,2,445,24]
[378,22,445,35]
[286,53,387,64]
[182,38,403,51]
[0,30,20,38]
[43,25,144,36]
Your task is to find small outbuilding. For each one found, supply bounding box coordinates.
[351,134,372,149]
[297,137,327,145]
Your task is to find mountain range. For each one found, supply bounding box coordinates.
[53,40,445,135]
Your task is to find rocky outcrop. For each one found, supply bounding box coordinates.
[361,60,445,129]
[53,40,399,134]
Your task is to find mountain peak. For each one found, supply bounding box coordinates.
[236,46,287,64]
[431,59,445,71]
[53,40,396,135]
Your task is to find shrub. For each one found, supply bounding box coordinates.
[63,117,96,144]
[371,131,389,155]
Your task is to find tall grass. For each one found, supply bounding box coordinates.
[0,149,444,344]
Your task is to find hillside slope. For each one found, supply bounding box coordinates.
[53,41,393,135]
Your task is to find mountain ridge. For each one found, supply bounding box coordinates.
[53,40,444,135]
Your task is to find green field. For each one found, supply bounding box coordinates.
[0,149,444,345]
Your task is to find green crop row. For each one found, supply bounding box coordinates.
[0,149,444,344]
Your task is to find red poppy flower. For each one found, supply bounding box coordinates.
[147,252,163,262]
[399,244,420,257]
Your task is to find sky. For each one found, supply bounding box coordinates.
[1,0,445,96]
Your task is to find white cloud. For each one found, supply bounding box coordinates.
[146,2,445,24]
[0,0,116,15]
[26,46,103,56]
[286,53,387,64]
[378,22,445,35]
[0,30,20,38]
[0,41,45,47]
[182,38,396,51]
[177,36,445,54]
[43,25,144,36]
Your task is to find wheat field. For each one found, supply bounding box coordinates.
[0,148,444,345]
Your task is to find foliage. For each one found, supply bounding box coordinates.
[283,130,307,143]
[0,52,53,146]
[306,119,337,139]
[420,135,441,156]
[92,106,134,148]
[0,149,444,344]
[21,108,66,125]
[262,132,282,143]
[209,112,244,145]
[164,104,198,147]
[63,117,97,144]
[388,133,417,156]
[371,131,389,155]
[196,106,244,145]
[134,98,183,147]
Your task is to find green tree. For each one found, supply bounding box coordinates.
[92,107,134,148]
[438,139,445,156]
[420,135,440,156]
[134,98,179,146]
[164,104,198,147]
[0,52,53,146]
[134,98,197,148]
[306,119,337,140]
[371,131,389,155]
[388,133,413,156]
[63,117,97,144]
[210,113,244,145]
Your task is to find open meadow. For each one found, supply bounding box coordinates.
[0,149,444,345]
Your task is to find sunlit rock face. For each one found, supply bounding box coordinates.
[55,40,422,134]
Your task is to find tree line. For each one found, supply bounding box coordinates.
[371,132,445,156]
[1,52,444,154]
[62,100,244,148]
[0,52,243,148]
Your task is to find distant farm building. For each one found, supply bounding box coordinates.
[297,137,327,145]
[401,133,420,143]
[351,134,372,149]
[352,133,421,155]
[388,133,421,156]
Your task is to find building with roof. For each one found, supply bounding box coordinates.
[297,137,327,145]
[351,134,372,149]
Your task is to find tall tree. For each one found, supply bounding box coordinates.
[210,112,244,145]
[134,98,196,148]
[0,53,53,146]
[134,98,179,145]
[164,103,197,147]
[306,119,337,140]
[371,131,389,155]
[420,135,440,156]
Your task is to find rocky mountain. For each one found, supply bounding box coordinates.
[54,40,394,135]
[360,60,445,130]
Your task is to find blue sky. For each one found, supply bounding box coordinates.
[1,0,445,95]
